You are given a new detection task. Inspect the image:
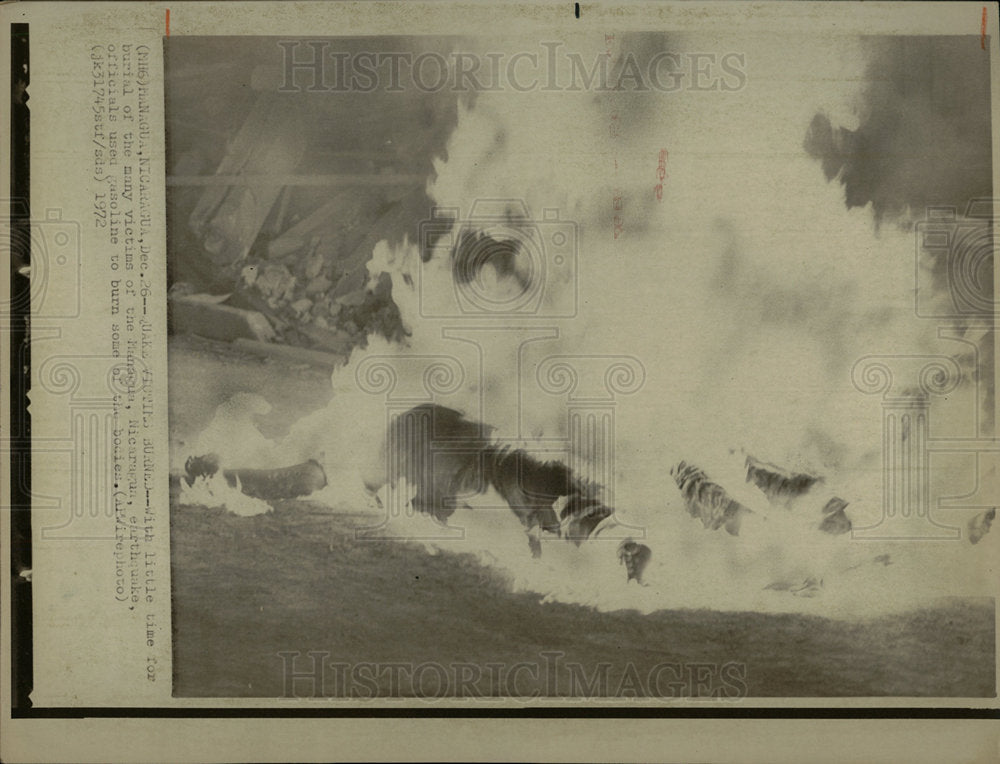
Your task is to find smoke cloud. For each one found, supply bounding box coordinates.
[180,34,994,616]
[803,36,992,228]
[804,36,994,431]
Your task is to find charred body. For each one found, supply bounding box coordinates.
[375,404,651,581]
[180,405,994,595]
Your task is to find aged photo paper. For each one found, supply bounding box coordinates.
[2,1,999,761]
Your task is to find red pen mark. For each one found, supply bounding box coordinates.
[982,6,987,50]
[654,149,668,202]
[166,8,170,37]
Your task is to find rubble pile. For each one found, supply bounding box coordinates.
[165,48,459,364]
[171,184,417,360]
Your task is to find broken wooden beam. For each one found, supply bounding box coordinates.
[169,294,276,343]
[188,93,309,266]
[232,337,346,369]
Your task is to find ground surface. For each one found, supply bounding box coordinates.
[168,335,996,699]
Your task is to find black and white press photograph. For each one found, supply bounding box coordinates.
[162,29,997,700]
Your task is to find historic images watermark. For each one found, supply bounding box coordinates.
[914,199,997,320]
[278,41,748,94]
[417,200,578,319]
[1,201,82,319]
[278,651,749,700]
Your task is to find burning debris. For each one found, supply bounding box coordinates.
[180,401,656,585]
[818,497,852,536]
[170,188,412,359]
[671,461,751,536]
[375,404,654,584]
[165,43,453,362]
[744,456,822,506]
[968,507,996,546]
[617,540,653,585]
[184,453,328,501]
[764,576,824,598]
[671,456,853,538]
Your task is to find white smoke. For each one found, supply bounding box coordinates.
[179,34,993,617]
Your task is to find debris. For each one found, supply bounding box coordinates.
[672,460,752,536]
[818,497,852,535]
[290,298,313,317]
[765,577,824,597]
[331,267,368,301]
[296,323,354,354]
[265,191,355,259]
[232,338,346,369]
[170,295,276,343]
[253,263,297,303]
[303,274,332,295]
[178,292,232,305]
[968,507,995,545]
[168,281,198,298]
[303,245,325,280]
[335,287,369,308]
[240,264,259,287]
[745,455,822,503]
[188,93,309,266]
[184,453,328,501]
[617,539,652,585]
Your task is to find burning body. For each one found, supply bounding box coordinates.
[369,403,652,580]
[184,401,655,581]
[183,401,883,588]
[179,200,994,594]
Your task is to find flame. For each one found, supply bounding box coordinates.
[176,34,993,617]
